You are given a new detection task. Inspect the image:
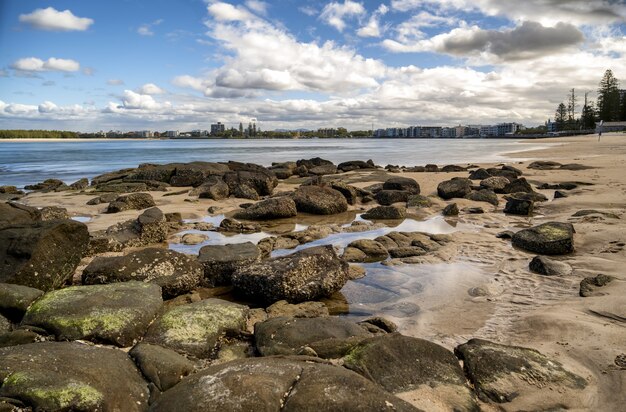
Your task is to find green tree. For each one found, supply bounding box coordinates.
[597,69,620,122]
[581,92,596,129]
[555,102,567,130]
[567,88,577,123]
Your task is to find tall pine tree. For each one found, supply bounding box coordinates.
[597,69,620,122]
[555,102,567,130]
[581,92,596,129]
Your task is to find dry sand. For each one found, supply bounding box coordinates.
[18,132,626,411]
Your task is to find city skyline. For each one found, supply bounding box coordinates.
[1,0,625,132]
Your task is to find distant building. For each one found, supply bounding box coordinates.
[210,122,225,136]
[191,129,209,137]
[599,121,626,132]
[166,130,180,138]
[317,128,336,137]
[136,130,153,138]
[546,119,558,133]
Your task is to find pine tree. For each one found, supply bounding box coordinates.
[597,69,620,122]
[555,102,567,130]
[581,92,596,129]
[567,88,577,123]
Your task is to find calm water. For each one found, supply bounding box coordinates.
[0,138,548,188]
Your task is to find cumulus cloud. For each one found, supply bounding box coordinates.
[245,0,268,15]
[208,2,255,22]
[320,1,366,32]
[137,83,166,94]
[19,7,94,31]
[137,19,163,36]
[11,57,80,72]
[357,4,389,38]
[384,22,584,62]
[119,90,171,110]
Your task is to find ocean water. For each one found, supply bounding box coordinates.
[0,138,549,187]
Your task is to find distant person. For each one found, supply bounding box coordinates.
[598,129,602,141]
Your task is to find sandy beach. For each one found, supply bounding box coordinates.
[3,133,625,411]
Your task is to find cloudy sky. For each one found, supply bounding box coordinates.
[1,0,625,132]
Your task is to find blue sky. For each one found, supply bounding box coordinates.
[1,0,625,131]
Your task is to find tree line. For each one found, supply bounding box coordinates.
[553,69,626,131]
[0,130,79,139]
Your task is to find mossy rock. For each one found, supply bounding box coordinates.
[512,222,574,255]
[129,343,195,392]
[0,341,149,411]
[22,282,163,347]
[0,283,45,322]
[144,298,248,358]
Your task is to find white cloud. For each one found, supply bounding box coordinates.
[245,0,268,15]
[320,1,366,32]
[19,7,93,31]
[299,6,318,16]
[137,19,164,36]
[137,83,166,94]
[208,2,254,22]
[119,90,171,110]
[107,79,125,86]
[11,57,80,72]
[357,4,389,38]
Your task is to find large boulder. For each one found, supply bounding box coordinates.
[168,162,230,187]
[437,178,472,199]
[24,179,68,192]
[504,197,534,215]
[144,298,248,358]
[149,357,419,412]
[0,342,149,411]
[337,160,374,172]
[0,219,89,291]
[529,255,572,276]
[0,202,40,227]
[82,248,203,298]
[309,164,338,176]
[512,222,574,255]
[465,189,498,206]
[479,176,510,193]
[292,186,348,215]
[254,316,371,356]
[189,176,229,200]
[129,343,195,392]
[362,205,406,220]
[232,245,349,304]
[223,162,278,196]
[375,190,410,205]
[469,168,491,180]
[0,283,44,322]
[330,182,359,205]
[234,197,297,220]
[22,282,163,347]
[106,193,155,213]
[198,242,260,287]
[503,177,533,194]
[344,334,478,412]
[455,339,586,405]
[383,177,420,194]
[296,157,334,169]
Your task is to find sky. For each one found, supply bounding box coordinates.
[0,0,625,132]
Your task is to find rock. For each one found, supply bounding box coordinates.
[330,182,359,205]
[69,178,89,190]
[388,247,426,258]
[296,157,334,170]
[503,177,533,194]
[24,179,68,192]
[39,206,70,221]
[383,177,420,194]
[406,194,432,208]
[441,164,466,172]
[465,189,498,206]
[443,203,459,216]
[22,282,163,347]
[0,314,10,334]
[234,197,297,220]
[464,207,484,214]
[218,217,261,233]
[348,264,366,280]
[455,338,586,404]
[106,192,156,213]
[292,186,348,215]
[145,298,248,358]
[165,162,229,187]
[230,184,259,200]
[129,343,195,392]
[0,202,40,227]
[86,192,118,205]
[480,176,510,193]
[0,186,23,194]
[425,164,439,172]
[308,164,338,176]
[469,168,491,180]
[198,242,260,287]
[437,178,472,199]
[337,160,373,172]
[381,302,420,318]
[486,168,518,182]
[528,160,562,170]
[0,283,44,322]
[362,205,406,220]
[91,167,135,185]
[572,209,620,219]
[344,334,478,412]
[189,176,229,200]
[137,207,169,244]
[254,316,371,356]
[347,239,388,262]
[554,190,568,199]
[508,191,548,202]
[375,190,410,205]
[0,342,149,411]
[223,163,278,196]
[496,230,515,239]
[579,274,614,297]
[0,329,41,348]
[266,300,329,319]
[529,256,572,276]
[149,357,418,412]
[342,247,368,262]
[0,219,89,291]
[232,245,349,304]
[358,317,398,333]
[82,248,203,299]
[512,222,574,255]
[504,197,534,215]
[180,233,208,245]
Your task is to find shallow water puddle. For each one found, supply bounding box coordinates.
[71,216,91,223]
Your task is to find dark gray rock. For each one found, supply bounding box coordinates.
[362,205,406,220]
[469,168,491,180]
[309,164,338,176]
[0,219,89,291]
[504,197,534,215]
[337,160,373,172]
[559,163,593,170]
[230,184,259,200]
[169,162,230,187]
[145,298,248,358]
[580,274,614,297]
[441,164,466,172]
[437,178,472,199]
[554,190,568,199]
[86,192,118,206]
[22,282,163,347]
[198,242,260,287]
[344,334,478,412]
[512,222,574,255]
[0,202,40,227]
[293,186,348,215]
[443,203,459,216]
[149,357,419,412]
[222,166,278,196]
[375,190,410,205]
[529,256,572,276]
[234,196,297,220]
[0,283,44,322]
[0,342,149,411]
[82,248,203,298]
[383,177,420,194]
[503,177,533,194]
[528,160,561,170]
[465,189,498,206]
[347,239,388,262]
[232,245,349,304]
[496,231,515,239]
[254,316,371,356]
[296,157,334,169]
[455,338,586,404]
[189,176,229,200]
[508,191,548,202]
[406,194,432,208]
[106,192,156,213]
[330,182,359,205]
[479,176,510,193]
[129,343,195,392]
[425,164,439,172]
